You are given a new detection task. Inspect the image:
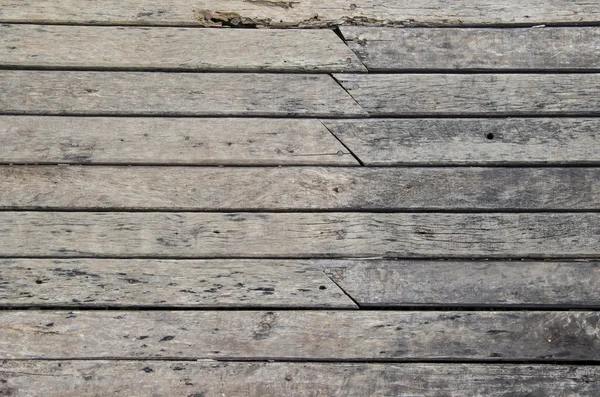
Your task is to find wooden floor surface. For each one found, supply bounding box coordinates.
[0,1,599,395]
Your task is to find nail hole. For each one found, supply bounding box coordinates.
[486,133,494,140]
[35,279,43,284]
[319,285,327,290]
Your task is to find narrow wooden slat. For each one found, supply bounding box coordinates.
[333,74,600,116]
[322,260,600,307]
[0,71,367,117]
[0,117,357,165]
[0,362,598,397]
[1,212,597,258]
[2,166,599,210]
[323,118,600,165]
[341,27,600,71]
[0,25,366,72]
[0,311,597,360]
[1,1,599,27]
[0,259,355,308]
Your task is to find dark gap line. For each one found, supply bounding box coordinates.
[3,21,600,28]
[321,270,361,308]
[0,208,598,213]
[1,255,598,261]
[329,73,370,117]
[3,163,600,167]
[318,120,365,165]
[3,357,600,365]
[3,113,600,119]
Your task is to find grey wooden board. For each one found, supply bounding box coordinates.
[341,27,600,71]
[1,1,599,27]
[323,118,600,165]
[333,74,600,116]
[2,166,599,210]
[322,260,600,307]
[0,259,355,308]
[0,362,598,397]
[1,212,598,258]
[0,71,367,117]
[0,24,366,72]
[0,311,597,360]
[0,117,357,165]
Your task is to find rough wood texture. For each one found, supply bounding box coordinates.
[0,25,366,72]
[0,71,367,117]
[341,27,600,71]
[333,74,600,116]
[2,166,599,210]
[0,117,357,165]
[0,362,598,397]
[0,259,355,308]
[322,260,600,307]
[0,311,597,360]
[323,118,600,165]
[1,212,598,258]
[1,1,599,27]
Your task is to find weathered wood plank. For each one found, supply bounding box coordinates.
[0,71,366,117]
[2,166,599,210]
[341,27,600,71]
[322,260,600,307]
[323,118,600,165]
[0,362,598,397]
[0,259,355,308]
[0,311,597,360]
[0,212,597,258]
[333,74,600,116]
[1,1,599,27]
[0,117,357,165]
[0,25,365,72]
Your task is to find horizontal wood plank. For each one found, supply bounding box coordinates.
[2,166,599,210]
[322,260,600,307]
[0,259,355,308]
[0,117,357,165]
[0,362,598,396]
[0,311,597,360]
[0,25,366,72]
[333,74,600,116]
[1,212,598,258]
[0,71,367,117]
[341,27,600,71]
[323,118,600,165]
[1,1,599,27]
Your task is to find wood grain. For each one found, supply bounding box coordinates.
[0,311,597,360]
[1,1,599,27]
[1,166,599,210]
[0,117,357,165]
[333,74,600,116]
[0,71,367,117]
[322,260,600,307]
[0,362,598,397]
[0,25,366,72]
[341,27,600,71]
[0,212,597,258]
[323,118,600,165]
[0,259,355,308]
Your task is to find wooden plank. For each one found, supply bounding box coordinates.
[0,117,357,165]
[1,1,599,27]
[322,260,600,307]
[0,25,366,72]
[0,311,597,360]
[333,74,600,116]
[341,27,600,71]
[0,362,598,397]
[0,212,597,258]
[323,118,600,165]
[0,71,367,117]
[2,166,599,211]
[0,259,355,308]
